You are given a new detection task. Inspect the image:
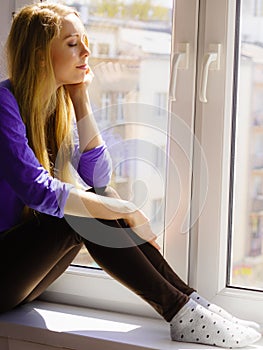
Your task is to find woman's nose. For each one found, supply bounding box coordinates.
[81,41,90,57]
[81,38,90,56]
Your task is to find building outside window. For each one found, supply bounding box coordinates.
[98,42,110,56]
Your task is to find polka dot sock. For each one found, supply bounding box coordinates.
[190,291,261,331]
[170,299,261,348]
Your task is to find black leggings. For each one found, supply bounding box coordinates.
[0,186,194,322]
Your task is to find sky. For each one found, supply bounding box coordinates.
[66,0,174,10]
[149,0,173,7]
[122,0,173,8]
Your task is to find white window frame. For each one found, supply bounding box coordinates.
[190,0,263,324]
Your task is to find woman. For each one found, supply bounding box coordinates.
[0,2,261,348]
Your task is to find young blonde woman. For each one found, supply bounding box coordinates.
[0,2,261,347]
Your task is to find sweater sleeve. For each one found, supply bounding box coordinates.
[71,124,112,188]
[0,86,73,218]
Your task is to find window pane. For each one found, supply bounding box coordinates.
[228,0,263,290]
[60,0,174,267]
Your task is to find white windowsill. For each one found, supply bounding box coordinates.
[0,301,262,350]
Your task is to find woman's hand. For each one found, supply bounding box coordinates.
[65,189,161,250]
[65,68,94,104]
[124,209,161,250]
[65,68,103,152]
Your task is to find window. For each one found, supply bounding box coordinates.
[192,0,263,324]
[155,92,168,116]
[51,0,174,270]
[39,0,200,315]
[116,92,125,121]
[228,0,263,291]
[100,92,111,123]
[151,198,164,224]
[10,0,262,324]
[97,43,110,56]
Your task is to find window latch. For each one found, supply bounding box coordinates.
[169,43,190,102]
[199,43,221,103]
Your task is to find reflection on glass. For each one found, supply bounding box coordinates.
[229,0,263,290]
[60,0,174,267]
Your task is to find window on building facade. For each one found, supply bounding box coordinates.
[98,42,110,56]
[155,92,168,116]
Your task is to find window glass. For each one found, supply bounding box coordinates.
[60,0,174,267]
[228,0,263,291]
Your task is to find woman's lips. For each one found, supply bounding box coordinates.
[76,64,89,71]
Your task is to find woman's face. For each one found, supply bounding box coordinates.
[50,13,91,87]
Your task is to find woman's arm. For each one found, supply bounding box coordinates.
[64,188,160,249]
[67,77,113,188]
[66,79,102,152]
[0,85,73,221]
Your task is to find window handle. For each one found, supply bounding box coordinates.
[169,43,190,102]
[199,44,221,103]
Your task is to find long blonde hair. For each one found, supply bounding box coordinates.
[6,2,79,182]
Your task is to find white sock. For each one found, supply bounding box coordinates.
[190,291,261,331]
[170,299,261,348]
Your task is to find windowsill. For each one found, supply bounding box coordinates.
[0,301,172,350]
[0,301,262,350]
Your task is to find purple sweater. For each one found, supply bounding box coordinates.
[0,80,112,232]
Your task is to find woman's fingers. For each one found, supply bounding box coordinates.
[149,238,161,250]
[124,210,160,250]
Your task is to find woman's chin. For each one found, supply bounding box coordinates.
[69,74,93,85]
[59,74,93,86]
[62,79,85,86]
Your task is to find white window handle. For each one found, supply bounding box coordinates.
[169,43,190,101]
[199,44,221,103]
